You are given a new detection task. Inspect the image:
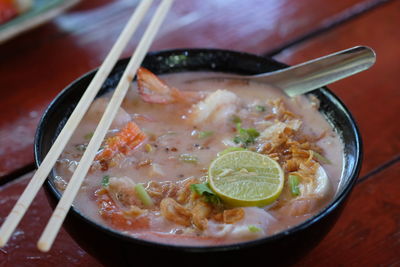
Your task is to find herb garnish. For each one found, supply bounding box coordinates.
[190,183,221,205]
[248,225,262,232]
[232,115,242,124]
[102,175,110,187]
[255,105,266,112]
[233,122,260,147]
[198,131,214,139]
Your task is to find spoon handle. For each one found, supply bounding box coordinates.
[254,46,376,97]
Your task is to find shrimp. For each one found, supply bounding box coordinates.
[276,164,332,216]
[95,188,149,231]
[188,89,240,125]
[106,176,142,208]
[298,164,331,198]
[160,198,192,227]
[95,121,146,169]
[137,67,202,104]
[192,201,212,230]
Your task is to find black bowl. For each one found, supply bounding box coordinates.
[35,49,362,267]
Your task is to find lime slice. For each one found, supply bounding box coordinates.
[208,151,284,207]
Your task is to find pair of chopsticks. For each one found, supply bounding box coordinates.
[0,0,174,252]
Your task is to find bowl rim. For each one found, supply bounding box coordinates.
[34,48,362,252]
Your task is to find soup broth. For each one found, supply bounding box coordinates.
[55,69,343,246]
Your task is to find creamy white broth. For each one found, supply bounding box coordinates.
[55,71,343,246]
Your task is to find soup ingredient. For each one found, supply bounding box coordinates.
[248,225,262,232]
[233,122,260,147]
[255,105,266,112]
[192,201,213,230]
[95,121,146,169]
[275,165,331,217]
[189,89,239,125]
[137,67,201,104]
[137,67,178,104]
[160,198,192,226]
[288,174,300,196]
[190,183,222,205]
[134,184,154,207]
[205,207,273,240]
[95,188,150,230]
[300,165,330,198]
[197,130,214,139]
[208,151,284,207]
[102,175,110,187]
[144,143,153,153]
[312,150,332,165]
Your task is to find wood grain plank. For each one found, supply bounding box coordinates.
[0,0,386,178]
[297,161,400,266]
[0,173,101,266]
[273,0,400,177]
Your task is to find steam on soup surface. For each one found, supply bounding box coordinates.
[55,68,343,246]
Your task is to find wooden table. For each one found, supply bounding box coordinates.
[0,0,399,266]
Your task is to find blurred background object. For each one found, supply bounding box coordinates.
[0,0,80,43]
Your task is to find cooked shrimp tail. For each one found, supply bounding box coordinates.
[95,121,146,166]
[137,67,202,104]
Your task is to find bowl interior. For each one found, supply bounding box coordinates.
[34,48,362,251]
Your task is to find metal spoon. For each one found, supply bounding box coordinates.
[192,46,376,97]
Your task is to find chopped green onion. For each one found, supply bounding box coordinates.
[255,105,266,112]
[134,184,153,207]
[245,128,260,138]
[198,131,214,139]
[145,143,153,153]
[179,154,198,164]
[217,147,246,157]
[84,132,94,140]
[312,151,332,164]
[248,225,262,232]
[190,183,221,205]
[288,174,300,196]
[232,115,242,124]
[102,175,110,187]
[233,123,260,147]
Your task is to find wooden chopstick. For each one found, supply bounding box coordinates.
[37,0,174,252]
[0,0,154,247]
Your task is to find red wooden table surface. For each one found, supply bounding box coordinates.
[0,0,398,266]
